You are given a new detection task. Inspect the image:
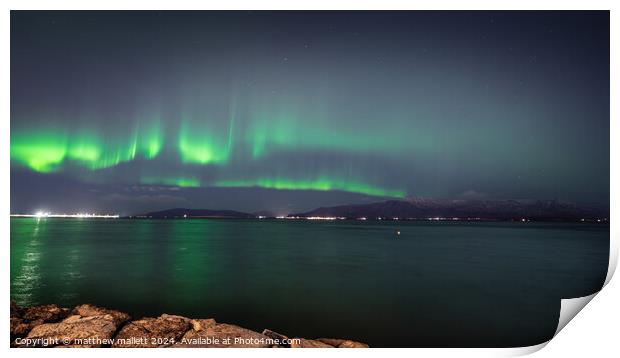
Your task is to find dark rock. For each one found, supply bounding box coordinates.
[112,314,191,348]
[317,338,369,348]
[262,329,290,347]
[290,338,333,348]
[23,304,70,322]
[176,320,271,348]
[316,338,342,347]
[72,304,130,326]
[19,305,130,347]
[22,315,119,347]
[189,318,216,332]
[11,304,70,343]
[11,301,22,317]
[10,303,368,348]
[11,317,30,338]
[10,302,26,343]
[338,340,369,348]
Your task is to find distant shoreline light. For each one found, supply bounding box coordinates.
[10,212,119,219]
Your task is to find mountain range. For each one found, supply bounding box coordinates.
[136,198,607,221]
[135,208,255,219]
[289,199,607,221]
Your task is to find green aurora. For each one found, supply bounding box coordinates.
[11,120,164,172]
[10,11,610,211]
[216,178,405,198]
[10,116,407,198]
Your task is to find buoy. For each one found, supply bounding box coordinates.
[396,230,401,236]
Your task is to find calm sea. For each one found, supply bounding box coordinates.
[10,218,609,347]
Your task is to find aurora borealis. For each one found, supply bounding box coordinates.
[10,11,609,214]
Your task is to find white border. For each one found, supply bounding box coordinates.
[2,1,617,357]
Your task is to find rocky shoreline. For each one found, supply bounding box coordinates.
[10,302,368,348]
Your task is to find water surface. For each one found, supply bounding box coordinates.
[10,218,609,347]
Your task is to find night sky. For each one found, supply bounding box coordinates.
[10,11,609,215]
